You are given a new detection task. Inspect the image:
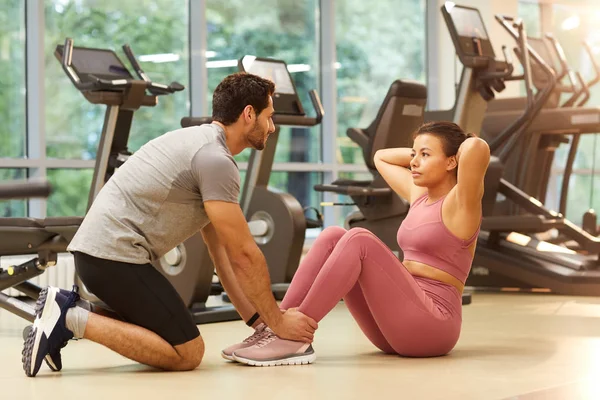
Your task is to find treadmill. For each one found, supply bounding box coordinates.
[439,4,600,294]
[482,34,600,214]
[483,35,600,233]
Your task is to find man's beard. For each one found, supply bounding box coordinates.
[247,121,267,150]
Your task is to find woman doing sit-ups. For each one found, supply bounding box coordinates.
[223,121,491,366]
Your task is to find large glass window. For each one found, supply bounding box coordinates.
[0,0,26,158]
[0,169,27,217]
[545,4,600,224]
[46,169,93,217]
[206,0,321,164]
[518,1,541,37]
[335,0,426,165]
[44,0,190,159]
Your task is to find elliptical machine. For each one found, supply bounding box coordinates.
[482,33,600,238]
[181,56,324,300]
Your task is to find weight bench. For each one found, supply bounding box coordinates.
[0,217,82,322]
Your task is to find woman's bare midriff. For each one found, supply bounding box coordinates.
[403,260,464,294]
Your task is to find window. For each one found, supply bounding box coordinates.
[44,0,190,159]
[46,169,94,217]
[206,0,321,164]
[545,4,600,223]
[518,2,541,37]
[547,161,600,225]
[0,169,27,217]
[335,0,426,164]
[0,0,26,158]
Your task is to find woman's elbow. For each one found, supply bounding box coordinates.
[469,138,491,158]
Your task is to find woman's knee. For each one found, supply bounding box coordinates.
[320,226,347,243]
[339,228,382,249]
[342,228,379,242]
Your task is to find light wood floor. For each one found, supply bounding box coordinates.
[2,293,600,400]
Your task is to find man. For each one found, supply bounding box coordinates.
[22,72,318,377]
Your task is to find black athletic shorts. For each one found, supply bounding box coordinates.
[73,252,200,346]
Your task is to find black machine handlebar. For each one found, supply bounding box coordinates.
[313,184,391,197]
[181,89,324,128]
[0,180,52,200]
[122,44,151,83]
[582,41,600,93]
[121,44,185,95]
[60,38,184,96]
[544,34,591,107]
[571,41,600,107]
[489,15,557,162]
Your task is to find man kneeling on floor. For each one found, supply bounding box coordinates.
[22,72,318,377]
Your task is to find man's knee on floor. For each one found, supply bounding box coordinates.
[171,336,205,371]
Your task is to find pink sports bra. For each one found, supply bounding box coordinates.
[396,193,480,284]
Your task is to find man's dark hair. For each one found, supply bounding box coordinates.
[212,72,275,125]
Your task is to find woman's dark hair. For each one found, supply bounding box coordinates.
[412,121,476,157]
[212,72,276,125]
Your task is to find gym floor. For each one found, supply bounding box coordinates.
[1,294,600,399]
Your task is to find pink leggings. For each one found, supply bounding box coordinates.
[280,227,463,357]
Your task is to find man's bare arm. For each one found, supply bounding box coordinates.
[201,222,257,323]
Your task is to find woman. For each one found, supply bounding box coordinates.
[224,121,491,366]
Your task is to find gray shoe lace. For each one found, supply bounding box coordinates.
[255,330,277,348]
[243,324,268,343]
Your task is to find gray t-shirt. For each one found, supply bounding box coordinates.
[67,123,240,264]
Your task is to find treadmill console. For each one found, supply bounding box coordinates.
[442,2,495,67]
[239,56,305,116]
[55,45,133,83]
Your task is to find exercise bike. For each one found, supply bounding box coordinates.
[182,55,324,300]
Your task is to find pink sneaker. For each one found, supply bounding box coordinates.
[221,323,269,361]
[232,329,316,367]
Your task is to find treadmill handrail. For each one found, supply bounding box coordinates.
[181,117,213,128]
[314,183,391,197]
[122,44,185,95]
[485,106,600,134]
[490,16,557,163]
[498,178,562,219]
[582,41,600,95]
[0,180,52,200]
[544,34,590,108]
[563,71,590,108]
